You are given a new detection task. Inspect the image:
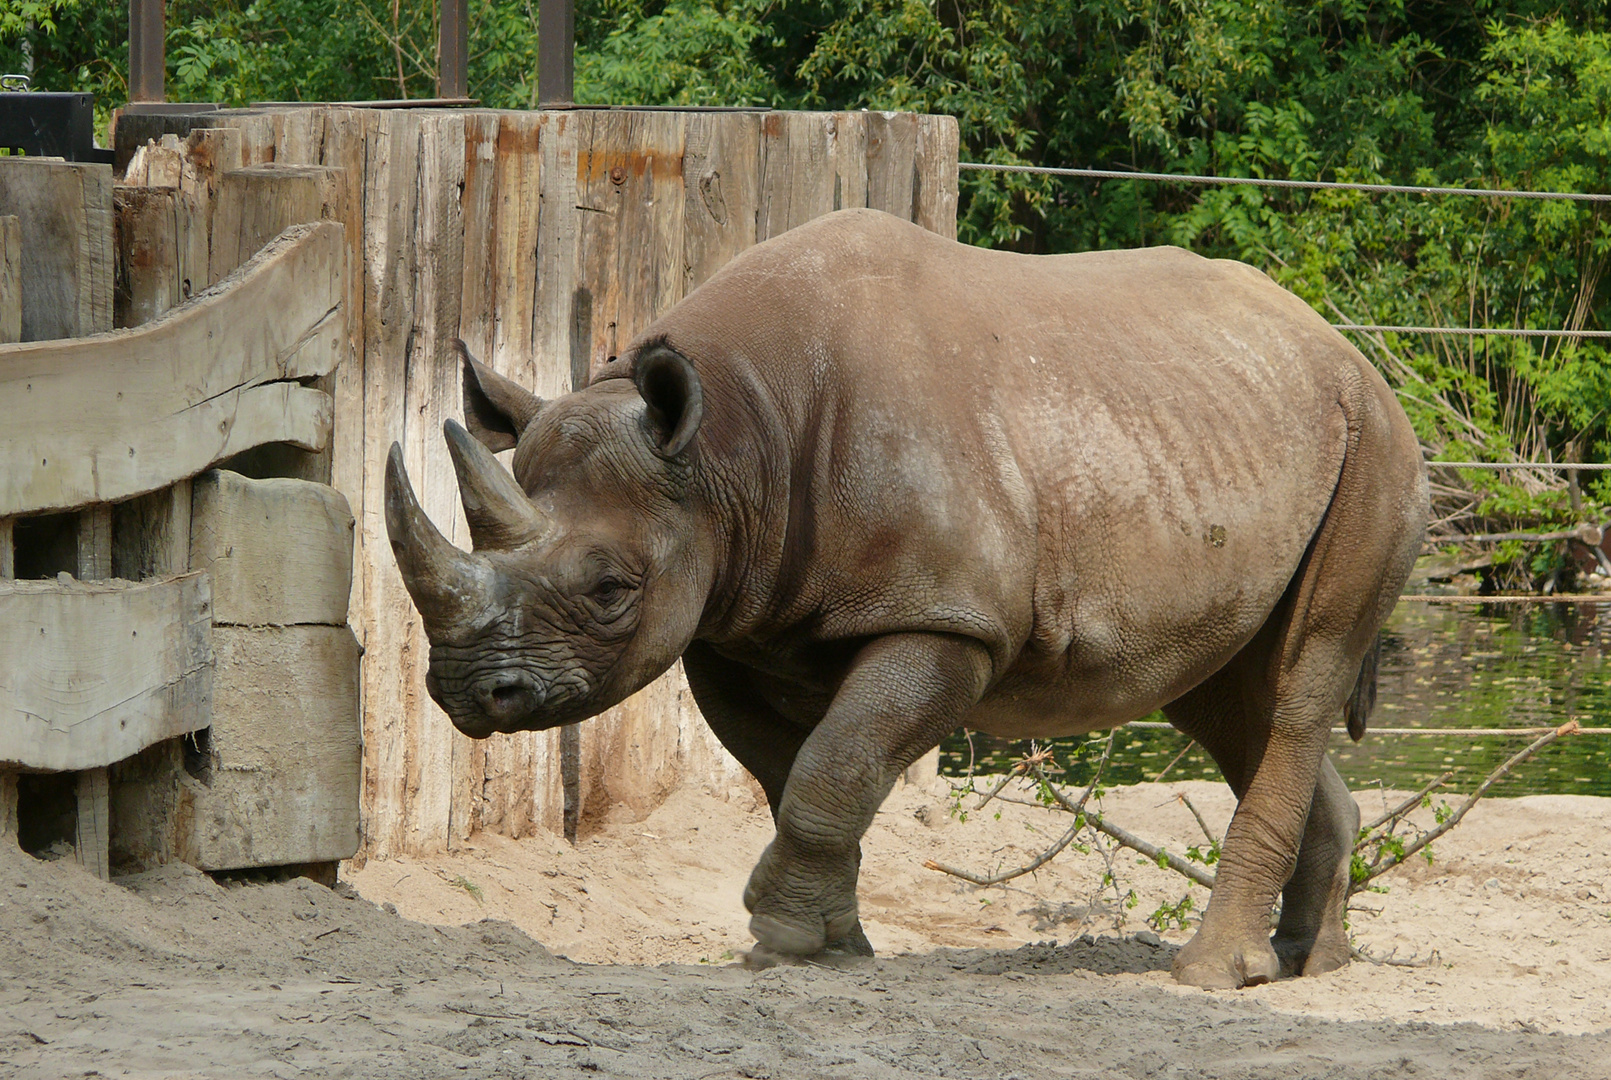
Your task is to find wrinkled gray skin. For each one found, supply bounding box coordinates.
[385,208,1428,989]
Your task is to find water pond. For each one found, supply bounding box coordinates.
[939,599,1611,798]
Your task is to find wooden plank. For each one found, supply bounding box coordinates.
[0,214,19,344]
[757,112,844,241]
[572,110,689,384]
[831,111,869,212]
[0,574,213,772]
[234,112,279,166]
[0,770,15,840]
[74,471,114,879]
[210,164,343,285]
[450,110,501,843]
[357,108,425,858]
[75,767,110,880]
[913,114,961,237]
[190,471,354,626]
[395,111,468,856]
[270,106,322,165]
[190,624,361,871]
[0,518,12,578]
[681,112,762,290]
[866,111,919,220]
[112,481,192,581]
[76,505,113,581]
[0,221,345,515]
[0,158,114,340]
[114,186,207,328]
[317,108,370,637]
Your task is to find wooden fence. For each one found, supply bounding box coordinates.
[1,155,360,879]
[108,105,960,859]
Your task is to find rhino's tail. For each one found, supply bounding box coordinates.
[1344,635,1380,742]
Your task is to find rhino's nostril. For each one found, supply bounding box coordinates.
[475,672,542,722]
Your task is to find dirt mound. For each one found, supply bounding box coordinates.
[3,778,1609,1078]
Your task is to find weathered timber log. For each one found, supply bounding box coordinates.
[0,573,213,773]
[0,215,19,344]
[113,185,207,328]
[0,221,344,515]
[187,624,361,871]
[0,158,113,342]
[190,470,354,627]
[209,164,343,285]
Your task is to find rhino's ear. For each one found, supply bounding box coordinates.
[633,344,703,458]
[459,340,543,453]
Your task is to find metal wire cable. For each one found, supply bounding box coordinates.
[1425,462,1611,470]
[957,162,1611,202]
[1123,721,1611,735]
[1335,324,1611,338]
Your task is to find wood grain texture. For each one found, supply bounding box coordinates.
[399,111,469,855]
[0,574,213,772]
[75,767,111,880]
[315,108,371,658]
[357,108,426,858]
[114,186,207,328]
[112,481,192,581]
[865,111,918,219]
[0,215,19,344]
[210,164,343,285]
[189,623,361,870]
[0,158,114,341]
[0,221,345,515]
[190,470,355,627]
[914,114,961,238]
[681,113,762,291]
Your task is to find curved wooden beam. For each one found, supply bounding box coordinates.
[0,220,345,516]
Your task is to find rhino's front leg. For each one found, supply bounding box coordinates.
[743,632,992,957]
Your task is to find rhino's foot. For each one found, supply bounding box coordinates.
[741,920,874,971]
[1171,931,1280,989]
[1273,927,1351,979]
[825,921,875,958]
[743,836,861,958]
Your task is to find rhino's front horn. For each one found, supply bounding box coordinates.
[443,418,547,551]
[385,442,495,637]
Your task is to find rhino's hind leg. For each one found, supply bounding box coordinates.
[1271,755,1358,977]
[1163,377,1421,990]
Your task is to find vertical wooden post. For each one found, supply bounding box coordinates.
[74,504,114,878]
[129,0,165,104]
[0,215,19,344]
[439,0,469,100]
[539,0,574,105]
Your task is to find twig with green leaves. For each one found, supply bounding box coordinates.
[926,720,1584,913]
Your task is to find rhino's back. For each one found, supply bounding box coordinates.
[647,210,1401,732]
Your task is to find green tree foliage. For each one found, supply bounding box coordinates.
[4,1,1609,558]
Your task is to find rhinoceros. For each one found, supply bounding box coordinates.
[385,208,1427,988]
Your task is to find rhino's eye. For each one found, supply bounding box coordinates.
[591,577,627,605]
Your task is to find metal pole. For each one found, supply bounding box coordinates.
[538,0,574,106]
[128,0,165,103]
[438,0,468,100]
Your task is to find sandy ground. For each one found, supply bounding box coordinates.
[3,776,1609,1078]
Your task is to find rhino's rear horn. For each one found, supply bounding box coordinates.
[385,443,495,636]
[444,419,548,551]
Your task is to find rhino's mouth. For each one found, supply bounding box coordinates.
[426,650,597,737]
